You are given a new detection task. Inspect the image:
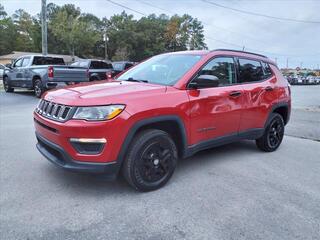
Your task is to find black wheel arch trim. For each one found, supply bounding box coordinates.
[266,102,290,126]
[32,76,42,85]
[115,115,189,172]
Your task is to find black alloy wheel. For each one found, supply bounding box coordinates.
[138,141,173,183]
[256,113,285,152]
[267,117,284,148]
[34,79,44,98]
[122,129,178,191]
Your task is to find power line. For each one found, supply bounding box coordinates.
[105,0,320,58]
[202,0,320,24]
[134,0,319,57]
[206,36,243,48]
[135,0,268,45]
[134,0,175,14]
[105,0,146,16]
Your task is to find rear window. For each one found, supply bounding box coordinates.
[90,61,113,69]
[32,57,65,65]
[238,58,264,83]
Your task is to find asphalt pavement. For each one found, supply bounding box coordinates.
[0,86,319,240]
[286,85,320,141]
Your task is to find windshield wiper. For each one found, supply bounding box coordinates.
[126,77,148,83]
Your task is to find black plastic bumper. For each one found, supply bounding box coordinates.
[35,132,120,179]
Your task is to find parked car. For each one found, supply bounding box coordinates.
[3,55,92,97]
[34,49,291,191]
[306,76,320,84]
[0,63,5,79]
[112,61,136,76]
[70,59,114,80]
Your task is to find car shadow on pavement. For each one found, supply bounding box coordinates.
[42,140,259,194]
[43,164,135,195]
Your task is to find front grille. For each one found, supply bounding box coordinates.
[35,99,74,122]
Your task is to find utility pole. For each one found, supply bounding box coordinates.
[286,58,289,69]
[41,0,48,55]
[103,33,108,61]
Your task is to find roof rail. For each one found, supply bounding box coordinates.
[212,49,267,58]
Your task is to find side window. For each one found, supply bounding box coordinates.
[13,58,23,68]
[262,62,273,79]
[90,61,111,69]
[198,57,236,86]
[79,62,89,68]
[0,64,4,69]
[22,57,31,67]
[238,58,264,83]
[113,63,123,71]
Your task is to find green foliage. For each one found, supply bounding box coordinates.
[0,3,207,61]
[307,72,316,77]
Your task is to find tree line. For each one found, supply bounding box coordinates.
[0,3,207,61]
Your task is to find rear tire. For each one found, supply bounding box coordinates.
[3,77,14,93]
[256,113,285,152]
[34,79,45,98]
[89,77,99,81]
[122,129,178,192]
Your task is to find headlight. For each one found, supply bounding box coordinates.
[72,105,125,121]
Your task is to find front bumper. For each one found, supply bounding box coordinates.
[36,132,120,178]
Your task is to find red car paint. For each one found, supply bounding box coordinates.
[34,50,291,176]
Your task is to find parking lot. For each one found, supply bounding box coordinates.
[0,85,319,240]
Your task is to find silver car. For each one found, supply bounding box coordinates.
[0,64,5,79]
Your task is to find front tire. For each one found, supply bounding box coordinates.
[34,79,45,98]
[122,129,178,192]
[256,113,285,152]
[3,77,14,93]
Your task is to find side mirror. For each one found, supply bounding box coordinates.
[189,75,219,89]
[5,63,12,69]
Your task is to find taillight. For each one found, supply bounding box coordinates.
[48,66,54,78]
[288,84,291,96]
[106,71,112,79]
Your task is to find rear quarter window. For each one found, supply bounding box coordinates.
[238,58,264,83]
[262,62,273,79]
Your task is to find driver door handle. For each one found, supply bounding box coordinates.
[229,91,242,97]
[265,86,274,91]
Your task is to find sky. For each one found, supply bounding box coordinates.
[1,0,320,69]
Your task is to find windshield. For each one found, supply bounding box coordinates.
[117,54,202,85]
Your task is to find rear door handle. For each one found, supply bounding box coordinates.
[229,91,242,97]
[265,86,274,91]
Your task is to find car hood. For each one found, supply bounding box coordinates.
[43,80,167,106]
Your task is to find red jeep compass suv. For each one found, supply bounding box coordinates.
[34,49,291,191]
